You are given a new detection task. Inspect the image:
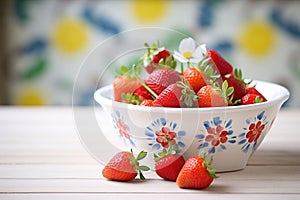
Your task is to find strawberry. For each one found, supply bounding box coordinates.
[153,80,199,108]
[146,68,181,96]
[154,143,185,181]
[140,99,154,106]
[134,84,153,100]
[152,50,171,64]
[176,153,218,189]
[145,49,171,73]
[207,49,233,76]
[241,93,264,105]
[183,67,208,92]
[113,65,141,102]
[155,154,185,181]
[141,43,172,73]
[222,75,246,102]
[102,150,149,181]
[197,81,233,107]
[113,76,140,102]
[246,87,267,102]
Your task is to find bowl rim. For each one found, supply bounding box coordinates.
[94,80,289,113]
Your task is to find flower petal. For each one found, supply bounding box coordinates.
[190,57,203,63]
[179,37,196,53]
[174,51,188,63]
[192,44,206,58]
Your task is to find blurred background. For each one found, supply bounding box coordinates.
[0,0,299,107]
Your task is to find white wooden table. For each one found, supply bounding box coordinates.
[0,106,300,199]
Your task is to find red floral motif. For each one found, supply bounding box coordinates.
[155,127,177,148]
[246,121,265,143]
[205,125,228,146]
[116,119,130,139]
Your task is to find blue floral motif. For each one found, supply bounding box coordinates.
[111,110,136,147]
[238,111,268,153]
[145,118,186,150]
[195,116,236,154]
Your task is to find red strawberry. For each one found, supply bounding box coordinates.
[222,75,246,102]
[176,153,218,189]
[146,68,181,95]
[242,93,265,105]
[207,50,233,76]
[197,84,230,107]
[183,67,208,92]
[153,81,199,108]
[155,154,185,181]
[134,84,153,100]
[154,142,185,181]
[143,43,171,73]
[246,87,267,102]
[113,76,140,102]
[153,50,171,64]
[140,99,154,106]
[102,150,149,181]
[145,50,171,73]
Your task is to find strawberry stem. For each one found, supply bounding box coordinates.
[128,149,150,180]
[199,152,219,179]
[154,139,181,162]
[180,63,184,74]
[139,170,146,180]
[132,64,158,99]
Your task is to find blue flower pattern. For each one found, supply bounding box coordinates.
[195,116,236,154]
[145,118,186,150]
[238,111,268,153]
[111,110,136,148]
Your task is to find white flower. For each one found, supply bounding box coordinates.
[174,37,206,63]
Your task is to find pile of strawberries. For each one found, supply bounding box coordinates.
[113,38,267,108]
[102,147,217,189]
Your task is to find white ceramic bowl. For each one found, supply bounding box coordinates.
[94,80,289,172]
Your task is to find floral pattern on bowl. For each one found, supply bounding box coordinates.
[145,118,186,150]
[194,111,268,155]
[195,116,236,154]
[111,110,136,148]
[238,111,268,153]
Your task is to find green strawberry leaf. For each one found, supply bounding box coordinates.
[255,96,263,103]
[177,80,199,107]
[139,165,150,171]
[121,93,142,105]
[164,55,177,70]
[199,152,219,179]
[137,150,148,160]
[128,149,149,180]
[234,68,252,87]
[154,140,182,162]
[198,56,220,81]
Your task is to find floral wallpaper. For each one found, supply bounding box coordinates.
[3,0,300,107]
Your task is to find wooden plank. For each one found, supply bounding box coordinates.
[248,149,300,166]
[0,178,299,194]
[0,164,299,180]
[0,166,299,193]
[0,164,101,179]
[0,194,299,200]
[0,155,97,164]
